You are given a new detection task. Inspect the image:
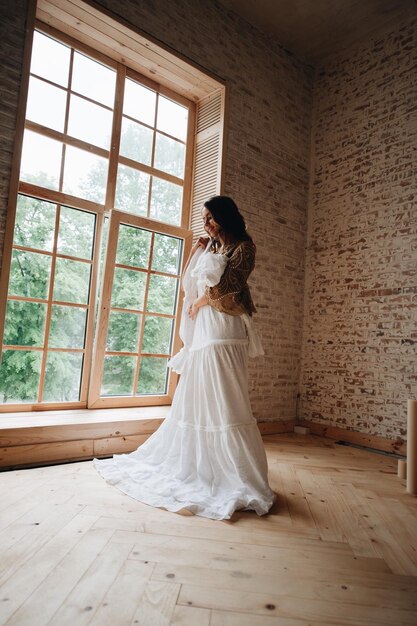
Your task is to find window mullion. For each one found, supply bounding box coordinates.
[146,93,159,219]
[117,155,184,187]
[18,180,105,214]
[105,63,126,212]
[24,121,110,160]
[79,210,105,402]
[133,232,155,395]
[59,47,74,194]
[181,101,196,230]
[37,201,60,402]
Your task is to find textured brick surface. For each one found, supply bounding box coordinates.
[0,0,313,421]
[300,17,417,441]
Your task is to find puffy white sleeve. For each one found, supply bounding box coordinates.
[191,251,228,288]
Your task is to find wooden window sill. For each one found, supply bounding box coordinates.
[0,406,170,470]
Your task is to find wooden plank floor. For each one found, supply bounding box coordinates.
[0,433,416,626]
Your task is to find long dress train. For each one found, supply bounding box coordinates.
[93,244,276,520]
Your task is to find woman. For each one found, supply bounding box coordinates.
[93,196,276,520]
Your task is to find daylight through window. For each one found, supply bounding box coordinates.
[0,26,194,408]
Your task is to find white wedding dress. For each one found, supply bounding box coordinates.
[93,243,276,520]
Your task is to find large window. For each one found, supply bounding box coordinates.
[0,27,193,409]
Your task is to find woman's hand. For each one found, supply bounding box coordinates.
[188,294,208,320]
[191,236,210,254]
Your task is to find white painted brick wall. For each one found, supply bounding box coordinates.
[300,16,417,441]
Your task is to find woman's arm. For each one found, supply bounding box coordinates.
[188,293,208,320]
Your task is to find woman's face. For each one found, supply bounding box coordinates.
[202,207,221,239]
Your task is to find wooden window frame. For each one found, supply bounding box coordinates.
[0,20,195,412]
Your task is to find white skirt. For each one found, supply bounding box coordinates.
[93,304,276,520]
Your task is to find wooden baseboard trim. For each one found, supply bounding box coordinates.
[257,420,296,435]
[298,420,406,456]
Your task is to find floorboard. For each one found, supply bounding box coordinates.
[0,433,416,625]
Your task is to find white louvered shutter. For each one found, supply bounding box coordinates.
[190,89,225,237]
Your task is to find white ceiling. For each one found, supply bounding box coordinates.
[218,0,417,64]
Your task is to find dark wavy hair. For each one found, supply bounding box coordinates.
[203,196,252,242]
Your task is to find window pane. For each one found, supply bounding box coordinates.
[123,79,156,126]
[101,355,136,396]
[26,76,67,132]
[20,130,62,190]
[120,117,153,165]
[72,51,116,107]
[152,233,181,275]
[146,274,178,315]
[137,357,168,395]
[3,300,47,347]
[0,349,42,403]
[14,195,56,252]
[53,258,91,304]
[62,146,108,204]
[68,95,113,150]
[30,31,70,87]
[150,177,182,225]
[9,249,52,299]
[48,305,87,349]
[57,206,96,260]
[115,164,149,215]
[116,225,151,269]
[43,351,83,402]
[142,316,173,355]
[111,268,147,310]
[107,311,141,353]
[154,133,185,178]
[157,96,188,140]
